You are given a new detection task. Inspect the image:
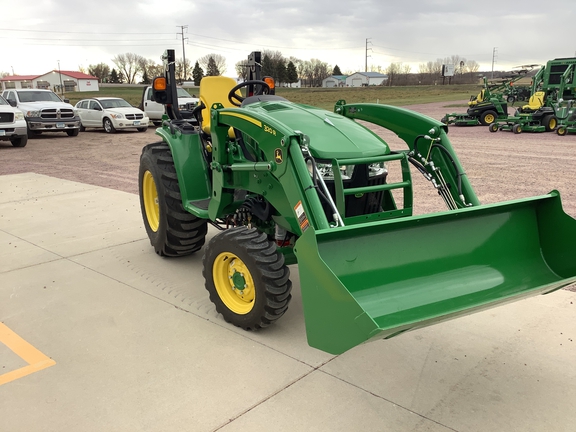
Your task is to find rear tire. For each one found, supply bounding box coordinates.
[79,124,86,132]
[11,136,28,147]
[513,124,522,134]
[507,96,515,104]
[480,110,497,126]
[203,227,292,330]
[139,142,208,257]
[542,115,557,132]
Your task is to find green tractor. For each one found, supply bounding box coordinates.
[139,50,576,355]
[490,58,576,134]
[441,68,534,126]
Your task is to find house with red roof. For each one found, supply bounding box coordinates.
[1,70,99,92]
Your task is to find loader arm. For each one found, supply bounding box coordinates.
[334,101,480,208]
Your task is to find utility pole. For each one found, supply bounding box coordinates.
[365,38,372,72]
[58,60,64,96]
[491,47,498,79]
[177,25,188,81]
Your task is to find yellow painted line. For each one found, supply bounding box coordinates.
[221,111,262,127]
[0,322,56,386]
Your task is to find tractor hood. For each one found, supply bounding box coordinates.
[245,101,390,159]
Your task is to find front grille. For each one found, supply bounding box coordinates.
[40,108,75,120]
[125,113,144,120]
[0,112,14,123]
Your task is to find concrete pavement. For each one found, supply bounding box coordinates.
[1,173,575,432]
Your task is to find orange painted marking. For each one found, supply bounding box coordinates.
[0,322,56,386]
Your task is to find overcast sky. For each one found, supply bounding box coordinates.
[2,0,575,78]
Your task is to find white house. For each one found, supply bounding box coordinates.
[322,75,347,88]
[345,72,387,87]
[1,71,99,92]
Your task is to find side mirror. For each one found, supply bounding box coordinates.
[63,98,70,103]
[94,106,102,111]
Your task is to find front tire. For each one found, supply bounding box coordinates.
[66,128,79,137]
[138,142,208,257]
[557,126,567,136]
[103,118,116,133]
[137,127,148,132]
[11,136,28,147]
[489,123,499,133]
[513,124,522,134]
[203,227,292,330]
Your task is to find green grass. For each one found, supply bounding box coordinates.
[62,83,482,110]
[63,86,147,107]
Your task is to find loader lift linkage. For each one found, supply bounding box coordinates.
[138,49,576,354]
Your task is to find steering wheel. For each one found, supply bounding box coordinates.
[228,80,271,107]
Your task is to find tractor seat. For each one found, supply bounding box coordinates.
[468,89,485,106]
[199,76,241,136]
[520,91,545,113]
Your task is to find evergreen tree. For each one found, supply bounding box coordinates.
[277,62,287,84]
[206,57,220,76]
[118,71,125,84]
[261,55,273,78]
[192,61,204,85]
[140,69,150,84]
[109,68,119,83]
[286,61,298,86]
[333,65,342,76]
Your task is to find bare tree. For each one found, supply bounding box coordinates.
[175,58,192,81]
[112,53,146,84]
[197,53,226,76]
[235,60,249,81]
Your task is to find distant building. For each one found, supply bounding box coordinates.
[1,71,99,92]
[345,72,387,87]
[322,75,347,88]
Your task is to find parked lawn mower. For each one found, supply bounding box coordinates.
[490,60,576,134]
[555,99,576,135]
[441,67,535,126]
[489,91,557,134]
[139,49,576,355]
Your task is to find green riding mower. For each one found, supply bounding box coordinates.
[555,99,576,136]
[139,50,576,355]
[489,91,558,134]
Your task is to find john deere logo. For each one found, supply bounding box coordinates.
[274,148,283,164]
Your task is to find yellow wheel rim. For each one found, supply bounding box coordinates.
[213,252,255,314]
[142,171,160,232]
[485,113,495,124]
[550,118,557,129]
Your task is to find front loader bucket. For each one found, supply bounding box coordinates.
[294,191,576,354]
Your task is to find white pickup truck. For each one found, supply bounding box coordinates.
[0,95,28,147]
[140,86,199,125]
[2,89,81,138]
